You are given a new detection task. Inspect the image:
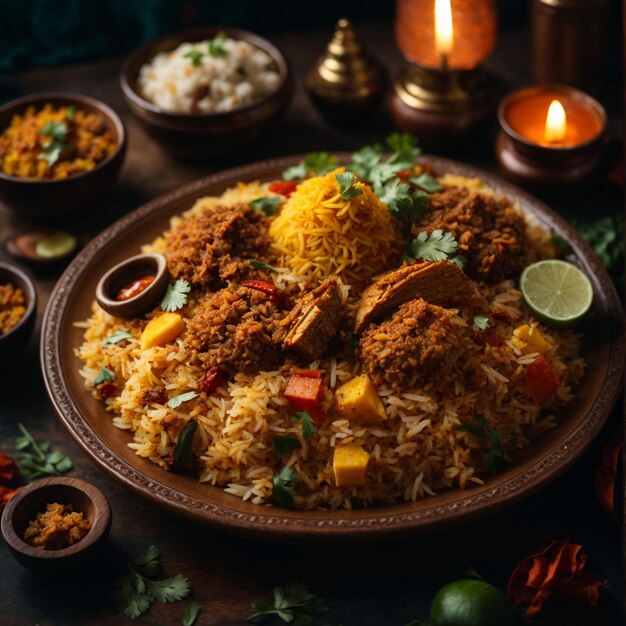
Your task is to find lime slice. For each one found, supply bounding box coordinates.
[35,232,77,260]
[520,259,593,328]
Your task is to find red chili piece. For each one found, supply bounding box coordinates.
[284,372,325,426]
[0,452,20,484]
[526,355,560,405]
[116,275,156,301]
[199,366,224,394]
[97,381,117,399]
[241,279,285,304]
[268,181,298,197]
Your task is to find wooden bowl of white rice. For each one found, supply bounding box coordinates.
[120,27,293,159]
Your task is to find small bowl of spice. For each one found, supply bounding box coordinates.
[0,262,37,357]
[120,27,293,159]
[1,477,111,571]
[0,92,126,217]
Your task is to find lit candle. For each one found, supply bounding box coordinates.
[544,99,566,144]
[495,85,607,189]
[434,0,454,69]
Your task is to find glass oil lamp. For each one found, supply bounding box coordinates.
[389,0,498,150]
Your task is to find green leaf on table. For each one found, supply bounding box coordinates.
[161,279,191,312]
[173,421,198,470]
[146,575,191,603]
[182,601,202,626]
[246,583,328,624]
[14,423,73,479]
[103,330,133,347]
[335,172,363,201]
[291,411,317,439]
[208,32,228,57]
[94,367,115,384]
[131,544,162,578]
[273,434,302,459]
[250,196,282,216]
[271,466,298,509]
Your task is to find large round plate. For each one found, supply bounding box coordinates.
[41,155,624,542]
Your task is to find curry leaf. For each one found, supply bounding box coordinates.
[273,434,302,458]
[173,421,197,470]
[249,259,277,272]
[103,330,133,347]
[167,392,198,409]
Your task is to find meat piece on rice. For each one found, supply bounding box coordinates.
[187,285,284,373]
[359,298,469,390]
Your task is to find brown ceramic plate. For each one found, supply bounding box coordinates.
[41,155,624,542]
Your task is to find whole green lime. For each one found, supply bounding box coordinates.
[430,579,520,626]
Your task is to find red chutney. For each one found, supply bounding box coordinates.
[115,275,156,301]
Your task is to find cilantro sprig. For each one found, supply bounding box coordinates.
[113,545,192,620]
[282,152,338,181]
[183,47,204,67]
[273,434,301,459]
[408,230,466,268]
[208,32,228,57]
[161,279,191,312]
[271,466,298,509]
[456,414,505,475]
[37,120,72,167]
[291,411,317,439]
[335,172,363,201]
[246,583,328,624]
[103,329,133,347]
[14,423,73,478]
[250,196,282,216]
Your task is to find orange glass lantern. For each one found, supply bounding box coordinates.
[389,0,498,149]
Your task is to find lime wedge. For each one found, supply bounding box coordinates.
[35,232,77,260]
[520,260,593,328]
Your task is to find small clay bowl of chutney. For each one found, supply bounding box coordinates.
[95,253,170,319]
[1,477,111,572]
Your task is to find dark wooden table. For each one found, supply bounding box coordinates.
[0,19,624,626]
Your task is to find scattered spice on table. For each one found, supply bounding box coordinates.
[507,538,603,617]
[23,502,90,550]
[0,103,116,179]
[594,428,623,522]
[0,451,21,510]
[0,283,26,336]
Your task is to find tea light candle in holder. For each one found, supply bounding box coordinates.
[389,0,498,149]
[495,85,607,190]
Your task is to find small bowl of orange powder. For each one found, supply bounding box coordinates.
[0,92,126,217]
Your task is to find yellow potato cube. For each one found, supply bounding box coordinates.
[513,324,552,355]
[335,374,386,425]
[333,444,369,487]
[140,312,185,350]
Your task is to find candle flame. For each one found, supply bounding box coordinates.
[435,0,454,58]
[544,99,567,143]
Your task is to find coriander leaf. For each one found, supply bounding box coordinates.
[273,434,302,458]
[377,178,428,222]
[272,466,298,509]
[208,32,228,57]
[386,131,421,161]
[161,279,191,312]
[411,229,458,262]
[174,421,197,470]
[131,545,162,578]
[249,259,277,272]
[335,172,363,201]
[456,414,505,475]
[103,329,133,347]
[146,575,191,603]
[368,160,407,188]
[550,230,573,257]
[39,120,68,141]
[65,105,76,121]
[282,153,338,181]
[54,456,73,473]
[167,392,199,409]
[348,143,383,180]
[451,254,466,269]
[573,214,624,274]
[408,172,442,193]
[182,601,202,626]
[291,411,317,439]
[38,141,65,167]
[246,583,327,624]
[282,162,307,181]
[473,315,489,330]
[250,196,282,216]
[94,367,115,384]
[183,47,204,67]
[114,576,154,619]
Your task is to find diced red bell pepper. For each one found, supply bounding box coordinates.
[268,181,298,197]
[241,279,285,304]
[284,371,325,425]
[200,366,224,394]
[526,355,560,405]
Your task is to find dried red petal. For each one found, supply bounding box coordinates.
[199,366,224,394]
[0,452,20,485]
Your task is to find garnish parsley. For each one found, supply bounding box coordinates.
[409,230,466,268]
[14,423,73,478]
[271,466,298,509]
[161,279,191,312]
[291,411,317,439]
[249,196,282,216]
[335,172,363,201]
[246,583,328,624]
[456,414,505,475]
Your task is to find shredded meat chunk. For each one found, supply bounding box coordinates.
[163,203,270,288]
[416,187,533,283]
[354,260,483,333]
[359,298,464,389]
[276,280,342,360]
[187,285,284,373]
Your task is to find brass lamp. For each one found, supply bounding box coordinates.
[389,0,498,149]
